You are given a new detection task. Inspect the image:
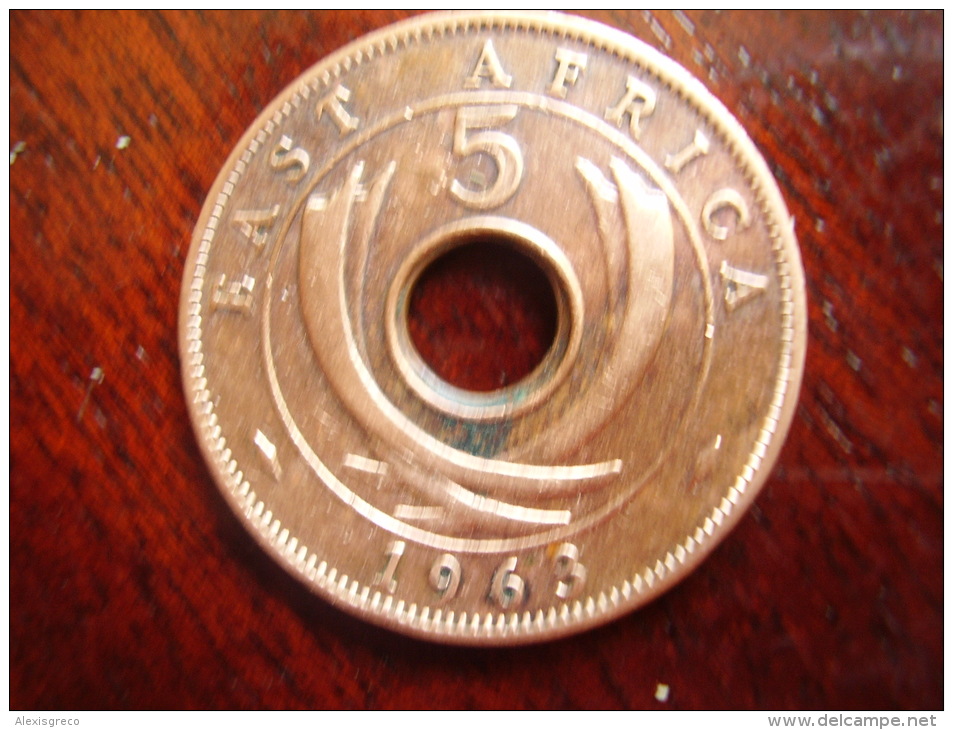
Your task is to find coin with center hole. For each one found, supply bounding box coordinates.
[179,11,806,644]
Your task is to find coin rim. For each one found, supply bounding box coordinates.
[179,10,807,645]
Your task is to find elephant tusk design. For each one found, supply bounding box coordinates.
[297,155,673,516]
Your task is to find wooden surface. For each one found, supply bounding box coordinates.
[10,10,942,710]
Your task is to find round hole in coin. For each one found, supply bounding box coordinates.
[406,236,559,392]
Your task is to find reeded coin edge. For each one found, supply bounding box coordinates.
[179,10,807,644]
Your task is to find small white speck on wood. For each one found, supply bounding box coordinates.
[655,683,670,702]
[116,135,131,150]
[10,141,26,165]
[738,45,750,68]
[76,366,105,422]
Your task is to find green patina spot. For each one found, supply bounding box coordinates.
[444,417,513,458]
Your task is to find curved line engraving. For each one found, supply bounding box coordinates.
[441,480,572,525]
[298,161,622,499]
[345,454,574,526]
[268,91,702,546]
[503,156,675,463]
[263,88,715,430]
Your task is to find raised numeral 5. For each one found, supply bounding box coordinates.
[449,105,523,210]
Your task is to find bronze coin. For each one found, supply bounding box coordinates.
[179,11,806,644]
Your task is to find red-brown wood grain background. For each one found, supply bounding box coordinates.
[10,10,942,710]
